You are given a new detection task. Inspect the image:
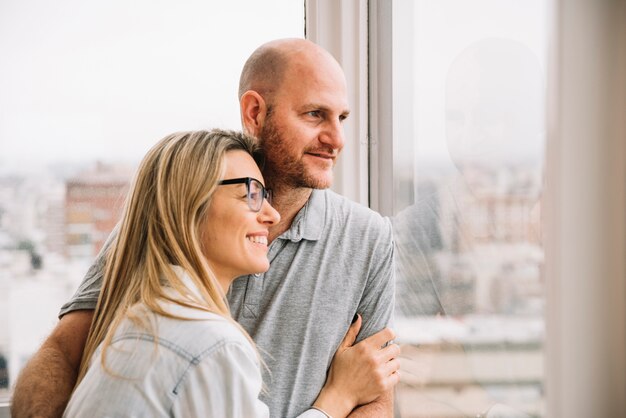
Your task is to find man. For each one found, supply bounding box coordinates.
[12,39,396,417]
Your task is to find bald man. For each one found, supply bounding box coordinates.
[12,39,396,418]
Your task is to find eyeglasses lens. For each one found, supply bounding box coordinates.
[248,179,264,212]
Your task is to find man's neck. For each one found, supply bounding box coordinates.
[267,184,313,243]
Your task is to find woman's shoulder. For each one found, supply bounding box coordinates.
[116,303,253,364]
[159,305,253,358]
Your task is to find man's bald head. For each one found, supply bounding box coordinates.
[238,38,341,103]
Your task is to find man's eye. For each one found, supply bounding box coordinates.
[307,110,321,118]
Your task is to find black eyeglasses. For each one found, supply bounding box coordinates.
[218,177,272,212]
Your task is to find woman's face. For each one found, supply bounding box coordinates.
[202,150,280,291]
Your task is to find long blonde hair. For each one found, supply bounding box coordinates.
[78,129,261,383]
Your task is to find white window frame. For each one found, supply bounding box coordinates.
[545,0,626,416]
[305,0,391,209]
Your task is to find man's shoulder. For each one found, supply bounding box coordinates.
[321,189,390,232]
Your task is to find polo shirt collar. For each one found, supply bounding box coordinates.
[279,189,325,242]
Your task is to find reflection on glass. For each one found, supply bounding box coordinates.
[392,1,547,417]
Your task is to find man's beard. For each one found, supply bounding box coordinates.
[259,118,333,190]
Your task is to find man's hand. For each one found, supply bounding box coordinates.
[313,315,400,418]
[11,310,94,418]
[347,390,394,418]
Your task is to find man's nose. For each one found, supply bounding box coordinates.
[319,119,345,150]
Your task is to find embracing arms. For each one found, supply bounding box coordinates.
[313,315,399,418]
[11,310,94,418]
[11,312,398,418]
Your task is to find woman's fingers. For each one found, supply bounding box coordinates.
[338,314,362,349]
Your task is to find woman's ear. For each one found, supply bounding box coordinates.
[240,90,267,138]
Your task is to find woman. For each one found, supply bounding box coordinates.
[64,129,393,417]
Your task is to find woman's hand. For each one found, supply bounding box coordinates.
[312,315,400,418]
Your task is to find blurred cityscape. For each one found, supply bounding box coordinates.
[393,162,545,417]
[0,161,133,401]
[0,160,544,417]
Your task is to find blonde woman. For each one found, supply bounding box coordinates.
[64,130,396,417]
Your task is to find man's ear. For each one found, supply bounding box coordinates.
[240,90,267,138]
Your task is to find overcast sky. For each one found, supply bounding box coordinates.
[0,0,303,168]
[0,0,547,172]
[404,0,547,166]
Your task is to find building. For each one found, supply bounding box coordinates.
[65,163,132,259]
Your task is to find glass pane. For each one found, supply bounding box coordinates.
[391,1,548,417]
[0,0,303,400]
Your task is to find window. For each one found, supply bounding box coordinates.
[0,0,304,400]
[390,1,548,416]
[314,0,625,415]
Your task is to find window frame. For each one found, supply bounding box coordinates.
[305,0,371,207]
[544,0,626,416]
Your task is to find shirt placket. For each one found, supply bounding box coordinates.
[242,271,263,318]
[241,238,287,318]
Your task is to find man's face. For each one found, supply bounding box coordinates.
[258,55,350,190]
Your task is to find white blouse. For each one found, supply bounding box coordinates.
[64,268,327,418]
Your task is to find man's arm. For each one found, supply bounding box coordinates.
[348,390,394,418]
[315,316,399,418]
[11,310,94,418]
[348,217,397,418]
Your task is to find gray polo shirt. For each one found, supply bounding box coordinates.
[60,189,395,418]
